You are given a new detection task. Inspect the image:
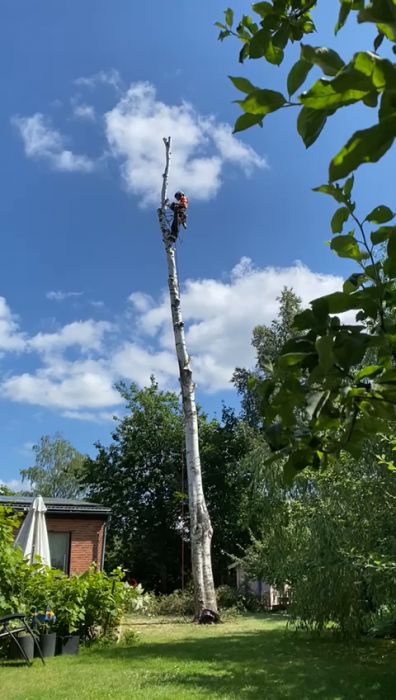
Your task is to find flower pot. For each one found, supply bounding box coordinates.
[57,634,80,656]
[10,634,34,662]
[38,632,57,658]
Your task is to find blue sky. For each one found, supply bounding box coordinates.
[1,1,394,488]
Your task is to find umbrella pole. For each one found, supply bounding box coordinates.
[31,508,38,565]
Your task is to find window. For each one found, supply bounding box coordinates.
[48,532,70,573]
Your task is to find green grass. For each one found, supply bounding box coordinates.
[1,614,395,699]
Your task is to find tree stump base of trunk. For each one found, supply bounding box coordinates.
[197,609,220,625]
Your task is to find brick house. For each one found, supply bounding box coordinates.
[0,496,111,575]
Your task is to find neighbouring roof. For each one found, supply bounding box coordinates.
[0,495,111,517]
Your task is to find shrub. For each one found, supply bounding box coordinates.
[1,509,142,641]
[220,606,241,620]
[20,563,131,640]
[132,586,245,618]
[75,566,128,640]
[119,628,141,646]
[53,573,87,636]
[133,588,195,617]
[216,585,239,610]
[236,591,269,613]
[0,507,31,616]
[123,583,151,614]
[21,565,63,615]
[366,605,396,639]
[155,589,195,617]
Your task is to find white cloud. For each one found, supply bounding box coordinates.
[111,343,177,387]
[62,410,117,423]
[2,358,120,410]
[29,320,113,354]
[128,291,153,313]
[105,82,266,205]
[0,297,26,351]
[231,256,255,279]
[129,259,345,392]
[72,104,96,121]
[74,69,122,91]
[12,113,95,172]
[0,478,24,493]
[211,127,263,175]
[46,290,84,302]
[0,260,346,415]
[12,78,264,204]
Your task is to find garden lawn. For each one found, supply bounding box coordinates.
[1,615,395,699]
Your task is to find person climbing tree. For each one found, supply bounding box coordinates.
[168,191,188,242]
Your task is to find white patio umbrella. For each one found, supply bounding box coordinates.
[15,495,51,567]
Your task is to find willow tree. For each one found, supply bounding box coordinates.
[157,137,217,616]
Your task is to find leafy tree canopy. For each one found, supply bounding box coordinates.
[84,380,185,592]
[240,438,396,635]
[84,380,253,592]
[0,484,15,496]
[20,433,87,499]
[233,288,302,426]
[0,507,30,616]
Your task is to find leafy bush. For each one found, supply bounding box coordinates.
[130,588,195,617]
[134,586,245,618]
[154,589,195,617]
[241,453,396,636]
[20,563,132,640]
[215,585,239,610]
[51,568,149,639]
[1,508,147,641]
[220,606,241,621]
[21,565,62,615]
[78,566,127,640]
[53,573,87,636]
[123,583,151,614]
[236,591,269,614]
[0,507,31,616]
[119,628,141,646]
[366,605,396,639]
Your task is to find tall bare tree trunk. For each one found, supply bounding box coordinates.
[157,137,217,617]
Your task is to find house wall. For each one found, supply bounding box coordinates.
[46,516,106,575]
[236,566,290,608]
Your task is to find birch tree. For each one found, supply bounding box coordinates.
[20,434,86,499]
[157,137,217,616]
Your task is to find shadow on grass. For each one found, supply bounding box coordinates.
[88,626,395,699]
[0,660,29,668]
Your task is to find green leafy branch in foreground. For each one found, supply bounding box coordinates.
[255,183,396,480]
[217,1,396,181]
[218,1,396,479]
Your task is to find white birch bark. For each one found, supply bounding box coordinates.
[157,137,217,616]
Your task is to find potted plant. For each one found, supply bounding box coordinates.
[31,606,57,658]
[55,577,85,655]
[9,629,35,662]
